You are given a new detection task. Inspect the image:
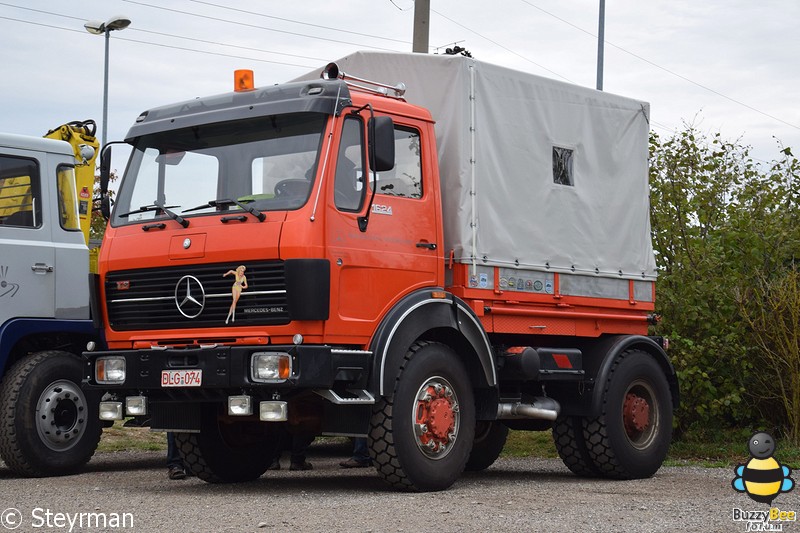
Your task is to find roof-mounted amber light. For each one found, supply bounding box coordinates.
[234,69,254,92]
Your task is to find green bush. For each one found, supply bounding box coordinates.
[649,127,800,440]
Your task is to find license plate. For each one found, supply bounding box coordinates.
[161,369,202,387]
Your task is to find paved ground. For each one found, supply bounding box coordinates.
[0,442,796,532]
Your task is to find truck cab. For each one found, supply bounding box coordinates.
[0,131,101,476]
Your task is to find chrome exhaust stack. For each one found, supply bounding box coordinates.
[496,397,560,421]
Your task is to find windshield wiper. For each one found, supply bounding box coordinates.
[118,203,189,228]
[184,198,265,222]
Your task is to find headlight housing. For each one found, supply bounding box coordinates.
[251,352,292,382]
[95,356,126,384]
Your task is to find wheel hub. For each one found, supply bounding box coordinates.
[414,378,459,459]
[36,380,87,451]
[623,392,650,436]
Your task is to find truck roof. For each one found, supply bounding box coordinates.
[0,133,73,157]
[125,80,352,142]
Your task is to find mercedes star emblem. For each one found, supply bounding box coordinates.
[174,275,205,318]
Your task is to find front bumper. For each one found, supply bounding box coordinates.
[83,344,370,397]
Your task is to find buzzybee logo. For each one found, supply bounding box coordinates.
[731,432,796,532]
[732,432,794,504]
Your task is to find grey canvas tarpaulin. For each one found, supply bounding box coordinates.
[300,51,657,281]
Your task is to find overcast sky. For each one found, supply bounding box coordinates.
[1,0,798,164]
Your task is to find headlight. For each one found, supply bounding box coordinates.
[95,356,126,384]
[125,396,148,416]
[251,352,292,382]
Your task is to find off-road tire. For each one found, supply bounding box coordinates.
[553,416,600,477]
[176,406,276,483]
[369,341,475,492]
[582,350,672,479]
[0,350,101,476]
[464,421,508,472]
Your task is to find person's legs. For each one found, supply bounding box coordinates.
[167,432,186,480]
[340,437,371,468]
[289,434,314,471]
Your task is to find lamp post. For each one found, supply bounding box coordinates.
[84,16,131,148]
[596,0,605,91]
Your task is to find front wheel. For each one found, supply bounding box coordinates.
[176,405,277,483]
[369,342,475,491]
[582,350,673,479]
[0,351,101,476]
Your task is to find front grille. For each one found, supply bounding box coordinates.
[105,261,288,331]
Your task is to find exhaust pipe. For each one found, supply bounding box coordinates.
[496,397,560,421]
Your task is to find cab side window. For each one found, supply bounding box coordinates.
[334,117,365,212]
[376,126,422,200]
[0,156,41,228]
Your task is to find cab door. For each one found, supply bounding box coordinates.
[0,151,56,322]
[325,115,440,342]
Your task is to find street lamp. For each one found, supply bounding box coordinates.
[84,16,131,147]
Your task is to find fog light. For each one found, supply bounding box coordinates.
[228,395,253,416]
[99,401,123,421]
[259,401,288,421]
[96,356,126,384]
[251,352,291,382]
[125,396,148,416]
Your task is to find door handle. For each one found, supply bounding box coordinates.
[31,263,54,274]
[416,242,437,250]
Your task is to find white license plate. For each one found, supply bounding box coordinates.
[161,369,202,387]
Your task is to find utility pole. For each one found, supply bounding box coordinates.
[412,0,430,53]
[596,0,605,90]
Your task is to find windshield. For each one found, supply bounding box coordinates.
[113,112,327,225]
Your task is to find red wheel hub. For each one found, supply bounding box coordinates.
[427,398,455,439]
[415,383,457,454]
[623,393,650,436]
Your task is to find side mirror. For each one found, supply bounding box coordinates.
[368,116,395,172]
[100,145,112,196]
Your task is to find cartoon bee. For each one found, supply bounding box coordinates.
[732,432,795,504]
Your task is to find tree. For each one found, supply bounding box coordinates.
[649,124,800,438]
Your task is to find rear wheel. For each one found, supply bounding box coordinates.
[464,421,508,471]
[553,416,599,477]
[176,405,277,483]
[370,342,475,491]
[0,351,101,476]
[582,350,672,479]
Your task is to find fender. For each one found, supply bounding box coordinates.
[369,288,496,396]
[0,318,96,379]
[587,335,679,416]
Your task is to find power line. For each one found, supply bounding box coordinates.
[190,0,410,45]
[430,8,573,83]
[519,0,800,132]
[134,26,325,63]
[123,0,403,53]
[0,2,326,65]
[0,14,317,69]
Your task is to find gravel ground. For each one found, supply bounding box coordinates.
[0,442,796,533]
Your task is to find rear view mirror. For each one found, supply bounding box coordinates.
[368,116,395,172]
[100,145,111,195]
[155,151,186,166]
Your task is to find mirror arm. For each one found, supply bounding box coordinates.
[358,105,377,233]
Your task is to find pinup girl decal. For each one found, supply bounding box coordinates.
[224,265,247,323]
